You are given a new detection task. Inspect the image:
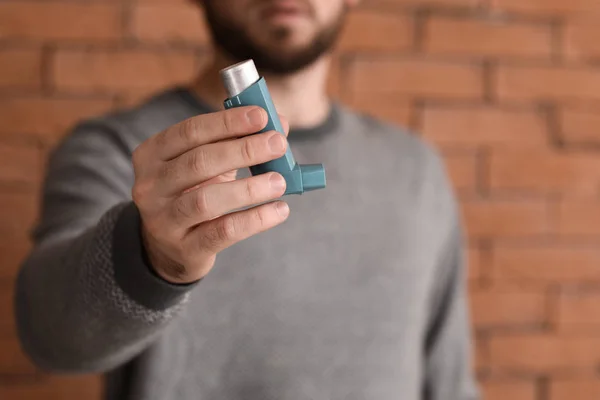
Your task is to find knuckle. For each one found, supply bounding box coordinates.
[188,149,207,175]
[201,228,220,252]
[241,138,255,164]
[252,206,267,228]
[179,118,198,145]
[132,181,149,205]
[154,130,168,149]
[244,178,260,201]
[193,189,210,219]
[157,161,173,181]
[173,195,192,221]
[216,216,237,243]
[222,111,236,134]
[131,186,143,205]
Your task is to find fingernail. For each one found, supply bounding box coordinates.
[269,173,286,191]
[268,134,286,153]
[276,202,290,218]
[247,108,265,127]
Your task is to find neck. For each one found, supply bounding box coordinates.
[190,52,332,129]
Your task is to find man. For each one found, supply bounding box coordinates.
[15,0,478,399]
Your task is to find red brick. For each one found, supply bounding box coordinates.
[339,11,412,52]
[0,49,41,89]
[0,97,113,144]
[348,59,483,99]
[564,21,600,61]
[468,247,483,283]
[490,333,600,372]
[132,3,209,44]
[490,150,600,196]
[493,246,600,285]
[422,106,548,148]
[550,379,600,400]
[470,288,546,329]
[557,202,600,235]
[0,240,31,281]
[52,49,197,93]
[0,282,15,335]
[491,0,600,15]
[556,292,600,329]
[425,17,552,58]
[347,94,412,127]
[0,376,102,400]
[496,65,600,102]
[327,56,342,99]
[115,50,212,107]
[0,336,36,374]
[560,108,600,145]
[0,2,121,42]
[462,200,548,238]
[0,143,41,184]
[474,335,487,371]
[483,381,537,400]
[442,152,477,192]
[0,192,38,241]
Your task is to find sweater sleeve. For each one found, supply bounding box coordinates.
[420,147,480,400]
[15,120,198,373]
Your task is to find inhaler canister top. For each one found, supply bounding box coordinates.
[220,60,260,98]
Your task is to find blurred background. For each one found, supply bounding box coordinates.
[1,0,600,399]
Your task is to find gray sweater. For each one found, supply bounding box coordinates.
[15,88,479,400]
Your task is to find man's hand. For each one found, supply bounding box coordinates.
[131,106,290,284]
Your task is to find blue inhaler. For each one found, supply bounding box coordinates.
[220,59,326,195]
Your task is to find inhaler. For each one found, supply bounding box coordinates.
[220,59,326,195]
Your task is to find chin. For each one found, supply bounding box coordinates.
[262,28,315,48]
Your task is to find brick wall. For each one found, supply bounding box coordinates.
[1,0,600,399]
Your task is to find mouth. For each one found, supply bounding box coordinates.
[260,0,311,22]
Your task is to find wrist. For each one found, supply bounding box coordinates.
[141,224,209,285]
[140,226,191,285]
[112,202,198,311]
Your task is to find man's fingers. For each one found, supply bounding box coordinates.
[158,131,288,195]
[152,106,268,161]
[185,201,290,256]
[172,172,287,228]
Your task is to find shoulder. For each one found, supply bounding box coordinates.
[110,88,203,144]
[51,88,200,160]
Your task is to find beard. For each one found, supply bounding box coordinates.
[202,2,346,75]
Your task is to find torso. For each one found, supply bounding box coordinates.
[108,93,452,400]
